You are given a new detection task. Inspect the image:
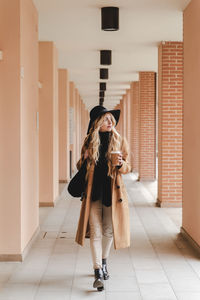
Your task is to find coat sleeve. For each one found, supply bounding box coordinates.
[117,137,131,174]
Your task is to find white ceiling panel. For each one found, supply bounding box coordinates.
[33,0,191,110]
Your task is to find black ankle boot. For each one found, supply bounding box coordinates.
[102,258,109,280]
[93,268,104,291]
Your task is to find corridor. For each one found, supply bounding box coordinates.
[0,174,200,300]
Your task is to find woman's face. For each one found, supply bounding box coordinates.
[99,113,113,132]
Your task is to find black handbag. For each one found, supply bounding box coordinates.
[67,160,87,198]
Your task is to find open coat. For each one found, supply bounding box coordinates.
[75,137,131,250]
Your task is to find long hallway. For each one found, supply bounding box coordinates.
[0,174,200,300]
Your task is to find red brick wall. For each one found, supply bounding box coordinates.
[139,72,156,180]
[157,41,183,207]
[131,81,139,172]
[126,90,131,148]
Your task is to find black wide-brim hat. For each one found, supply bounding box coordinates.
[87,105,120,134]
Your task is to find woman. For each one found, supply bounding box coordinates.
[75,105,131,291]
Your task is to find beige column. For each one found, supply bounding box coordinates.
[80,100,85,145]
[74,89,78,165]
[181,0,200,250]
[83,103,89,137]
[39,41,59,206]
[86,109,89,135]
[69,82,76,175]
[120,99,124,136]
[58,69,70,183]
[76,91,81,162]
[122,95,127,138]
[116,102,122,136]
[79,97,83,149]
[139,72,156,180]
[0,0,39,261]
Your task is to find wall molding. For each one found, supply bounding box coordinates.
[180,226,200,257]
[0,226,40,262]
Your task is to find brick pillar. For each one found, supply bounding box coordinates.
[58,69,70,183]
[131,81,139,173]
[39,41,59,206]
[126,89,131,149]
[139,72,156,180]
[129,84,135,170]
[157,41,183,207]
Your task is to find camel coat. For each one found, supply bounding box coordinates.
[75,137,131,250]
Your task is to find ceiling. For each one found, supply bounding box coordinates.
[33,0,191,110]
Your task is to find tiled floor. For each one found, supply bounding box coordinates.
[0,173,200,299]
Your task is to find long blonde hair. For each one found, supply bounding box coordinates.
[77,113,122,179]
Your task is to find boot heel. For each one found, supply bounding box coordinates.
[93,268,104,291]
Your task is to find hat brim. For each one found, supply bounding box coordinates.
[87,109,120,135]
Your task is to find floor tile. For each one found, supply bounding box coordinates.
[176,292,200,300]
[105,275,139,292]
[139,283,177,300]
[34,290,70,300]
[106,291,142,300]
[1,176,200,300]
[135,269,169,284]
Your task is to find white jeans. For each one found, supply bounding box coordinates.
[89,199,113,269]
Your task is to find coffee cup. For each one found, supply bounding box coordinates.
[111,151,122,166]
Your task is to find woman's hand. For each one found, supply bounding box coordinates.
[117,153,123,166]
[112,153,123,166]
[84,149,89,159]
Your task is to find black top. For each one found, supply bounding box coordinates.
[91,131,112,207]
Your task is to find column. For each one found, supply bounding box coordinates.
[0,0,39,260]
[115,103,122,135]
[139,72,156,180]
[39,41,59,206]
[122,95,127,138]
[157,41,183,207]
[81,100,86,144]
[58,69,70,183]
[84,103,89,136]
[69,82,76,175]
[74,89,79,164]
[131,81,140,173]
[79,97,84,148]
[120,98,124,137]
[115,104,121,134]
[181,0,200,249]
[126,89,131,151]
[77,96,81,153]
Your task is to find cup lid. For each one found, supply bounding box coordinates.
[111,151,121,153]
